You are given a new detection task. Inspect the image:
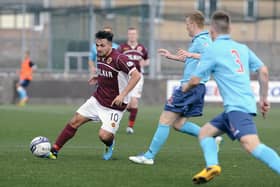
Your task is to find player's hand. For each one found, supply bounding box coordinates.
[111,94,125,107]
[259,98,270,119]
[176,48,190,60]
[158,48,171,58]
[88,75,98,85]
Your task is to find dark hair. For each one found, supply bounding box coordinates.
[186,10,205,29]
[211,11,231,34]
[95,30,113,42]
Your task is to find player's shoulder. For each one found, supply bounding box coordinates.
[193,35,212,49]
[118,43,129,49]
[136,43,148,52]
[112,49,129,61]
[230,40,250,52]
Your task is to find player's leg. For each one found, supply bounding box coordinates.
[240,132,280,175]
[192,113,225,184]
[129,110,180,165]
[16,80,29,106]
[173,117,200,137]
[126,97,138,134]
[97,105,124,160]
[172,84,206,137]
[49,112,90,159]
[99,128,115,160]
[173,118,223,150]
[223,111,280,175]
[49,97,100,159]
[126,75,143,134]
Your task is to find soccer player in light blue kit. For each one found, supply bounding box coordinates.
[88,26,119,75]
[129,10,221,165]
[182,11,280,184]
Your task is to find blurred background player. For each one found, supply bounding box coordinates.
[118,27,149,134]
[129,10,221,165]
[16,50,36,106]
[48,31,140,160]
[182,11,280,184]
[88,26,119,75]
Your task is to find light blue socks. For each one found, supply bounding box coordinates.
[17,86,27,99]
[252,144,280,174]
[144,124,170,159]
[179,121,200,137]
[200,137,219,167]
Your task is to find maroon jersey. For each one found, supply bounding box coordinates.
[93,49,136,111]
[117,43,148,73]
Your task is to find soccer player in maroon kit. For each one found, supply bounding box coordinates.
[118,27,149,134]
[47,31,141,160]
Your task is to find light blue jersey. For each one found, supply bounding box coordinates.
[90,42,119,65]
[181,31,212,84]
[193,35,264,114]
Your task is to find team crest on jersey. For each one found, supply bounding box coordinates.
[126,61,134,67]
[106,57,112,64]
[137,46,142,52]
[123,47,130,51]
[111,122,116,128]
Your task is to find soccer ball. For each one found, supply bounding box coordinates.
[30,136,51,157]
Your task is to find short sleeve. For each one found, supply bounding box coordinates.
[116,54,136,74]
[194,37,210,55]
[248,48,264,72]
[142,46,149,60]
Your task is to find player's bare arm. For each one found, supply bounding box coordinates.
[257,65,270,118]
[140,59,149,67]
[181,76,201,92]
[176,48,201,59]
[158,48,185,62]
[111,69,141,106]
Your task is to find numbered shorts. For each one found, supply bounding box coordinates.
[77,96,124,134]
[129,74,144,98]
[210,111,257,140]
[164,84,206,117]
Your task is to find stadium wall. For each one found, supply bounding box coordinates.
[1,76,167,105]
[2,75,280,105]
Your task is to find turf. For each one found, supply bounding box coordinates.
[0,104,280,187]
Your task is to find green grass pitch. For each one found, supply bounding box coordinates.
[0,104,280,187]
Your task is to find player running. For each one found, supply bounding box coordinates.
[182,11,280,184]
[16,50,36,106]
[118,27,149,134]
[48,31,141,160]
[129,10,221,165]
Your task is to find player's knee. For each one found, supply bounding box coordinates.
[239,135,260,153]
[159,111,176,125]
[172,122,182,131]
[68,113,85,129]
[129,98,138,108]
[198,126,211,140]
[99,131,114,146]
